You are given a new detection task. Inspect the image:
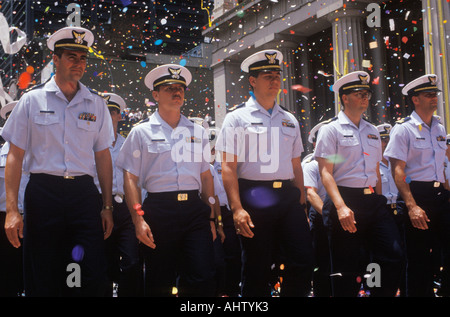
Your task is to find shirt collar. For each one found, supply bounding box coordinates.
[410,110,441,129]
[44,76,94,102]
[150,110,194,130]
[338,111,371,130]
[247,96,281,117]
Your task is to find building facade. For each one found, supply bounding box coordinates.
[204,0,450,152]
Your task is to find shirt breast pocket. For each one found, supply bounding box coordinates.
[413,139,431,149]
[183,142,205,163]
[147,142,172,153]
[77,119,97,132]
[34,114,59,126]
[339,137,359,147]
[246,126,268,134]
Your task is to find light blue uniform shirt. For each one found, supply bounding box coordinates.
[95,133,126,196]
[384,111,447,183]
[379,160,398,205]
[0,142,29,212]
[0,76,114,178]
[302,156,327,201]
[314,111,382,188]
[115,110,210,193]
[215,97,304,180]
[210,161,228,208]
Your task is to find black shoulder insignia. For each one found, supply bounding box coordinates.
[362,116,373,124]
[228,102,245,112]
[88,87,104,97]
[25,76,56,93]
[133,117,149,127]
[279,105,292,113]
[322,116,338,124]
[396,116,411,124]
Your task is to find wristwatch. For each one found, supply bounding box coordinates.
[103,205,114,211]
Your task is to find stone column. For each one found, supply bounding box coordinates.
[327,8,366,113]
[213,61,244,128]
[422,0,450,131]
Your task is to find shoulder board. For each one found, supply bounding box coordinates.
[322,116,338,124]
[24,82,45,93]
[395,116,411,124]
[133,117,149,127]
[228,102,245,112]
[88,87,104,97]
[362,116,373,124]
[24,76,54,93]
[279,105,292,114]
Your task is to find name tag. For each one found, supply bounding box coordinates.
[40,110,55,114]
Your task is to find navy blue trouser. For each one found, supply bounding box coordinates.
[309,208,331,297]
[141,190,216,297]
[397,181,450,297]
[322,187,404,297]
[238,179,314,297]
[0,212,23,296]
[214,205,242,296]
[103,196,141,297]
[23,173,107,297]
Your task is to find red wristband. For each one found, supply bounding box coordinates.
[133,203,144,216]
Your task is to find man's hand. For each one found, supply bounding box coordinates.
[233,208,254,238]
[101,208,114,239]
[337,205,357,233]
[5,210,23,248]
[408,204,430,230]
[134,216,156,249]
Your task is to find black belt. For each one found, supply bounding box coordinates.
[30,173,92,181]
[337,186,375,195]
[409,181,442,189]
[238,178,293,189]
[147,190,199,201]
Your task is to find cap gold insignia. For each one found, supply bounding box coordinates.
[72,31,86,44]
[359,75,369,85]
[168,67,181,79]
[429,76,437,86]
[265,53,277,65]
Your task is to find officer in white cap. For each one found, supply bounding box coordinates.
[1,26,114,297]
[302,120,331,297]
[384,74,450,297]
[216,49,314,297]
[116,64,217,297]
[0,101,28,296]
[93,92,141,297]
[315,71,403,297]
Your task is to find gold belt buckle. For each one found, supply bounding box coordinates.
[433,181,440,188]
[64,175,75,180]
[363,188,372,195]
[177,193,188,201]
[273,181,282,189]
